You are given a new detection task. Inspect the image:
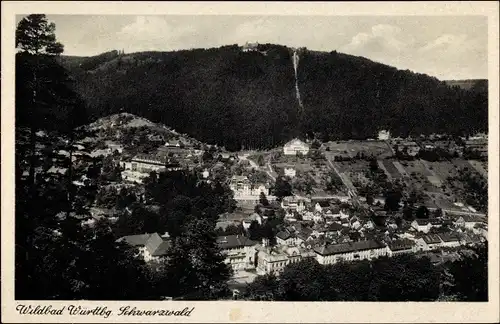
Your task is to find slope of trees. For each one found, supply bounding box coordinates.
[60,46,487,150]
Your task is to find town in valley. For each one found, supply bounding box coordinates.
[13,14,489,302]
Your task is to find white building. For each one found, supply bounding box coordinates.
[256,245,315,276]
[314,240,388,265]
[378,130,391,141]
[411,218,443,233]
[229,175,271,201]
[217,235,259,271]
[313,212,325,223]
[302,211,315,221]
[121,170,149,184]
[281,196,309,212]
[339,209,350,219]
[415,234,443,251]
[276,230,301,246]
[454,215,485,230]
[241,41,259,52]
[242,213,263,230]
[314,201,331,213]
[283,138,310,156]
[284,168,297,178]
[122,154,166,173]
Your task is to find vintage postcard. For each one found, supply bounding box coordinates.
[1,1,499,323]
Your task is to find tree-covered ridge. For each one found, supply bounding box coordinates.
[444,79,488,94]
[60,45,487,151]
[299,51,487,140]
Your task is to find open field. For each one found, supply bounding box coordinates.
[427,161,461,182]
[272,157,348,196]
[426,192,465,211]
[451,159,474,170]
[401,160,433,177]
[323,140,393,158]
[331,160,370,192]
[468,160,488,179]
[381,159,403,179]
[334,160,369,173]
[396,160,441,193]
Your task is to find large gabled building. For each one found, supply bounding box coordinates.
[283,138,310,156]
[116,232,171,263]
[217,235,259,271]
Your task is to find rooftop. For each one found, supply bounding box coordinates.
[217,235,259,249]
[284,138,309,147]
[116,233,152,246]
[316,201,331,208]
[438,233,460,243]
[276,230,293,240]
[422,234,442,244]
[388,239,415,251]
[145,233,171,256]
[313,239,386,256]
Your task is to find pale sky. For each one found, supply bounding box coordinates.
[16,15,488,80]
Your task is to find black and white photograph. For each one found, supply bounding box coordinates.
[2,1,499,323]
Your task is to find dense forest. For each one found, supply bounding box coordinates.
[57,44,488,150]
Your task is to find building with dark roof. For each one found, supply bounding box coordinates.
[276,230,301,246]
[313,240,388,265]
[387,239,416,256]
[416,234,443,251]
[144,233,171,261]
[437,233,461,247]
[217,235,259,271]
[116,232,171,262]
[116,233,152,247]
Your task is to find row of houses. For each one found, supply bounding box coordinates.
[411,215,486,233]
[414,232,483,251]
[116,229,483,276]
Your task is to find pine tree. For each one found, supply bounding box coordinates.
[16,14,64,188]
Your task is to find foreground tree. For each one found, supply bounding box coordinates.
[445,242,488,301]
[16,14,64,188]
[163,218,232,299]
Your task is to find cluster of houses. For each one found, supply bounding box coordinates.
[119,140,202,183]
[387,133,488,158]
[115,200,486,277]
[464,137,488,158]
[109,132,488,279]
[210,193,487,275]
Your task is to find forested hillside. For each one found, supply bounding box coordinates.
[444,79,488,94]
[59,44,488,150]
